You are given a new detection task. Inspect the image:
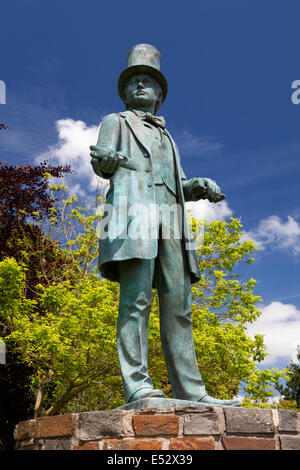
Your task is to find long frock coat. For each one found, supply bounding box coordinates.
[92,110,201,284]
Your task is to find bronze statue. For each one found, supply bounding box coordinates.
[90,44,240,407]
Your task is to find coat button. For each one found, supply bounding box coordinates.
[147,183,152,187]
[145,168,150,172]
[144,153,149,158]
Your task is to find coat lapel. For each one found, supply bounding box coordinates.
[163,130,180,168]
[122,111,153,156]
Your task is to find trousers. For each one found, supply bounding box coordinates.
[117,184,207,402]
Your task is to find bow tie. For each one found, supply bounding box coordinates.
[134,111,166,129]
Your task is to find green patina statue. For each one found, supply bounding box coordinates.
[90,44,240,407]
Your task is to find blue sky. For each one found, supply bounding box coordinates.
[1,0,300,374]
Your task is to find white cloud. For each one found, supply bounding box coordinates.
[242,215,300,254]
[247,301,300,365]
[186,199,233,223]
[35,118,107,197]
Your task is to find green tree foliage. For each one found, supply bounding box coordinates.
[275,347,300,408]
[0,257,121,417]
[0,162,72,296]
[0,188,289,417]
[0,162,71,449]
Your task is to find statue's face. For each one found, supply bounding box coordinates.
[123,73,162,110]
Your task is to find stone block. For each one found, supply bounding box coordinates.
[132,414,178,436]
[103,438,163,450]
[183,409,220,435]
[223,436,276,450]
[18,438,35,448]
[44,437,72,450]
[78,410,124,441]
[35,414,76,438]
[280,435,300,450]
[121,410,135,436]
[224,408,274,435]
[16,438,44,451]
[169,437,216,450]
[277,410,298,433]
[174,406,214,413]
[14,419,36,441]
[72,441,100,450]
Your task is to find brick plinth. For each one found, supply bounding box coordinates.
[14,407,300,451]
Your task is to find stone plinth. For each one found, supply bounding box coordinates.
[14,405,300,451]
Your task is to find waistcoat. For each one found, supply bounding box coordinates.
[143,121,176,195]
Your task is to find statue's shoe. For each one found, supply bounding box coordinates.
[198,394,241,407]
[128,388,165,403]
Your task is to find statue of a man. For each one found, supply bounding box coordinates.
[90,44,240,407]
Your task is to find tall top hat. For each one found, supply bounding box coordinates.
[118,44,168,105]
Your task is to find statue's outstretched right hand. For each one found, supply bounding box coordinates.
[90,145,121,174]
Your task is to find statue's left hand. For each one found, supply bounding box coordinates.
[192,177,225,203]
